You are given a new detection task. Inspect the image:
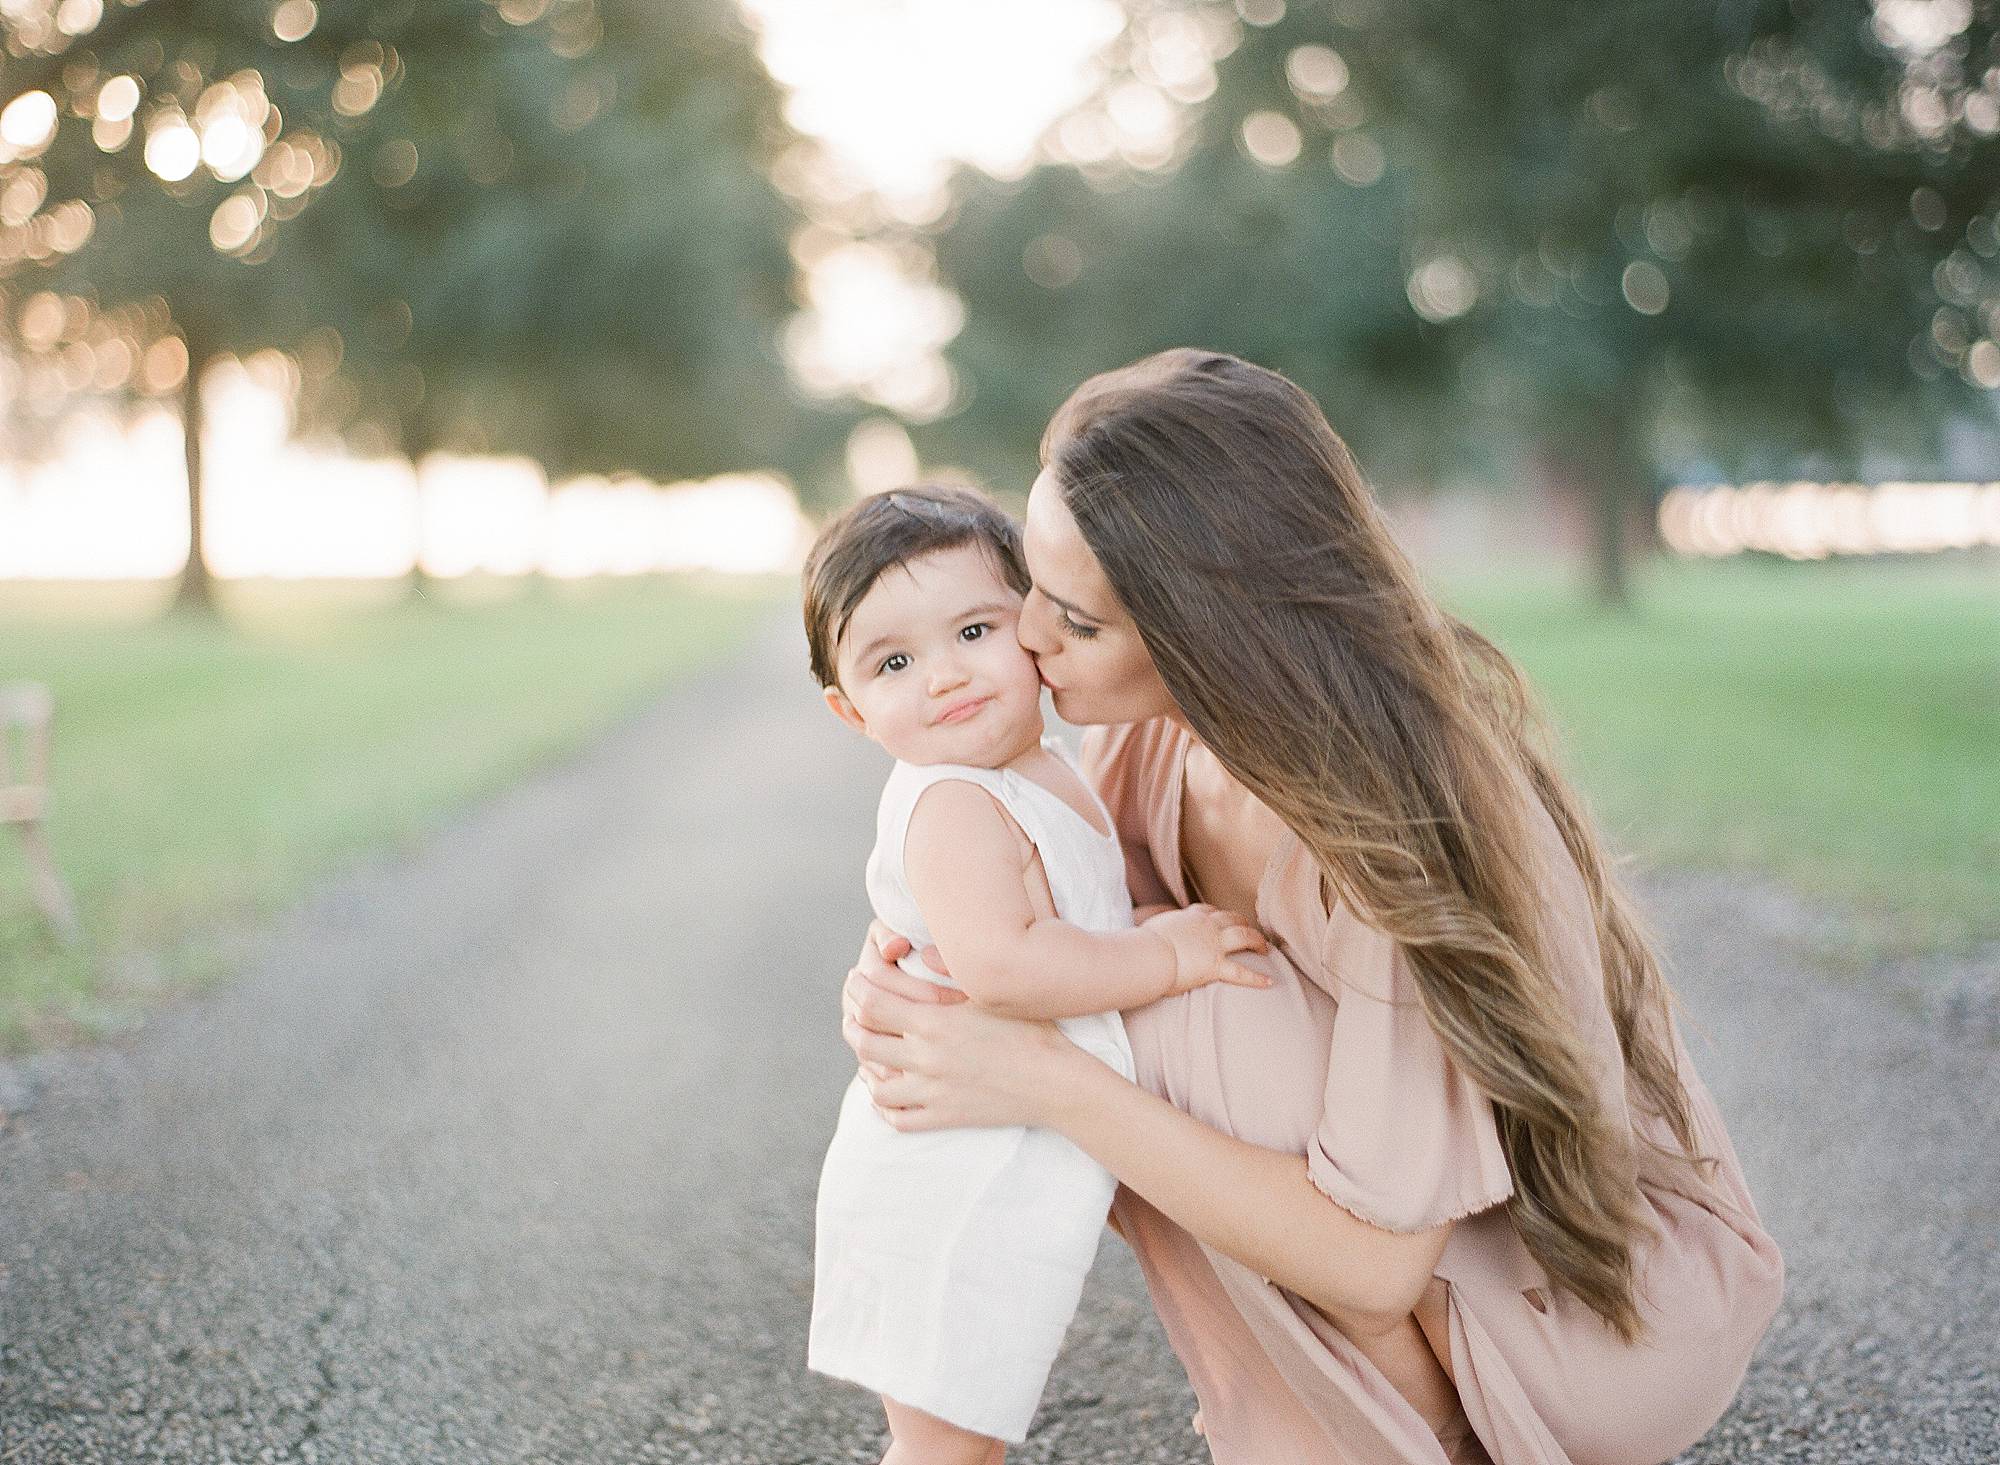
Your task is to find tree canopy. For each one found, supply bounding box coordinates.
[2,0,838,603]
[917,0,2000,599]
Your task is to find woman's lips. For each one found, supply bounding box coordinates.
[936,695,990,725]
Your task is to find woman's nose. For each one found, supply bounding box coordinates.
[1018,590,1057,656]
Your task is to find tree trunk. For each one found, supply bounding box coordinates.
[1537,411,1646,610]
[1590,465,1630,609]
[171,330,216,616]
[404,413,447,608]
[407,515,448,606]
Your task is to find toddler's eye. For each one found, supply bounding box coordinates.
[959,623,988,642]
[879,653,910,674]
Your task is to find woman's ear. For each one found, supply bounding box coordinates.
[823,685,868,735]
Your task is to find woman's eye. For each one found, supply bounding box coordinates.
[879,653,910,674]
[1057,609,1099,641]
[959,623,988,642]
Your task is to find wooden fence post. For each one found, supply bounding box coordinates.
[1,682,80,945]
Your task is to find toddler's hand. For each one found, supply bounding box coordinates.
[1144,903,1272,998]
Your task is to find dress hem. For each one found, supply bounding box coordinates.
[806,1357,1032,1445]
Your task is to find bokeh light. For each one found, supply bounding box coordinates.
[1660,480,2000,559]
[144,116,202,182]
[1286,45,1348,100]
[1622,260,1671,315]
[209,193,264,254]
[96,75,142,123]
[1331,132,1384,185]
[1408,255,1478,322]
[1240,110,1302,167]
[0,90,58,155]
[1023,233,1084,289]
[781,240,964,419]
[272,0,318,43]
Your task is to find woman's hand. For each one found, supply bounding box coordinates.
[842,921,963,1086]
[840,922,1076,1132]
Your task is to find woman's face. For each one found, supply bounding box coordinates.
[1019,468,1180,728]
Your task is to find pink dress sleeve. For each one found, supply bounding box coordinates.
[1302,895,1516,1234]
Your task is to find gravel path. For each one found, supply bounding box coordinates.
[0,619,1992,1463]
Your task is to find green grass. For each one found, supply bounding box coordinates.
[2,556,1991,1051]
[0,575,779,1051]
[1442,556,2000,955]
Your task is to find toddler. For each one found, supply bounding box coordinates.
[802,485,1267,1463]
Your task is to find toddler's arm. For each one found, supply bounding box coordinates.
[903,779,1269,1020]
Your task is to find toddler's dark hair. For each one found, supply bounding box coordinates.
[803,484,1030,689]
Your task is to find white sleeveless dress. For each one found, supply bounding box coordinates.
[808,741,1138,1443]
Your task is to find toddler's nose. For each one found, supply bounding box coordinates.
[927,658,969,696]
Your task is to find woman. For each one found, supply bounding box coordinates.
[841,350,1784,1465]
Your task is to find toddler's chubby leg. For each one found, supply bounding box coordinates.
[880,1395,1006,1465]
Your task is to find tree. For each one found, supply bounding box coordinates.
[922,0,2000,603]
[1,0,825,611]
[918,83,1453,501]
[1336,0,2000,601]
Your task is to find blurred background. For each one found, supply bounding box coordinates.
[1,0,1995,1048]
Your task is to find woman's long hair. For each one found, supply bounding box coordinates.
[1044,349,1707,1342]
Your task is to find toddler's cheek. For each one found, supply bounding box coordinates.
[1006,646,1044,691]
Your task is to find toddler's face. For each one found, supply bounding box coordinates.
[826,543,1045,767]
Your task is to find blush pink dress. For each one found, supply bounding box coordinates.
[1082,719,1784,1465]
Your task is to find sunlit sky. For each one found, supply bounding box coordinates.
[741,0,1125,205]
[741,0,1136,423]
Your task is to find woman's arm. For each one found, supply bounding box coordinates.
[903,779,1267,1020]
[1031,1043,1452,1336]
[845,978,1450,1339]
